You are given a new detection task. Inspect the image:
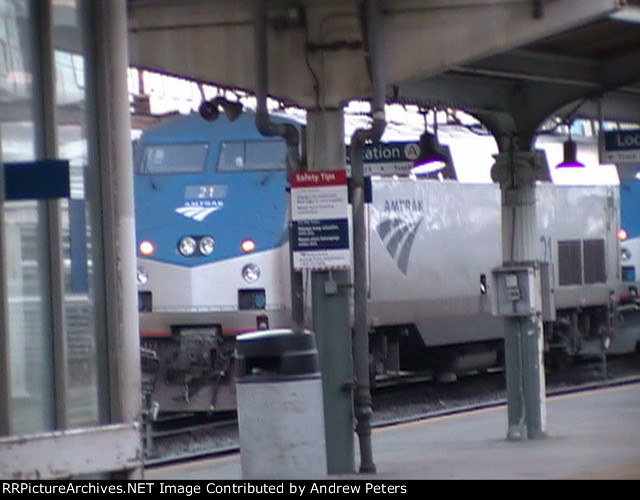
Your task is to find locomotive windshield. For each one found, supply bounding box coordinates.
[139,143,208,174]
[217,140,287,172]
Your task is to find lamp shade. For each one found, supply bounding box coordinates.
[222,100,243,121]
[198,98,243,122]
[556,139,585,168]
[412,131,449,173]
[198,100,220,122]
[411,131,457,179]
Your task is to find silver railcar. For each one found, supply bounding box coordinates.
[366,177,622,380]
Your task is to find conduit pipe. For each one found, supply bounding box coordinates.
[350,0,386,474]
[253,0,304,332]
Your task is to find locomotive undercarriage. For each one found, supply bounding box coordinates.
[545,306,613,369]
[369,306,616,384]
[140,305,622,415]
[141,326,238,415]
[369,325,504,384]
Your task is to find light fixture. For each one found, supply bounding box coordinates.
[199,236,215,255]
[136,268,148,286]
[241,238,256,253]
[411,109,456,179]
[556,138,585,168]
[198,97,243,122]
[242,263,260,283]
[178,236,197,256]
[413,131,449,174]
[221,100,243,121]
[198,100,219,121]
[139,240,155,256]
[556,122,585,168]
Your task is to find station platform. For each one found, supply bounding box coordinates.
[144,381,640,481]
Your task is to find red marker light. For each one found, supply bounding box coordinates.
[241,239,256,253]
[139,240,155,256]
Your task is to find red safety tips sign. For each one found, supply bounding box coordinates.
[289,170,351,270]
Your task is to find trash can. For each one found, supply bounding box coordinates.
[235,328,327,479]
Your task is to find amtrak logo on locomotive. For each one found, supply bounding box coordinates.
[175,200,224,222]
[175,184,227,222]
[377,198,425,275]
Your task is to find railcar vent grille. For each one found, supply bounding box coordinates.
[557,238,606,286]
[558,240,582,286]
[583,239,606,284]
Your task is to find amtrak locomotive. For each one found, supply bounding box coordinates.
[135,111,639,415]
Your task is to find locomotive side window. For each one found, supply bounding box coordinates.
[583,239,606,284]
[139,143,208,174]
[558,240,582,286]
[217,140,287,172]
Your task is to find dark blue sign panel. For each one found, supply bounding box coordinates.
[347,141,421,163]
[4,159,70,200]
[292,219,349,251]
[602,130,640,164]
[347,141,421,176]
[604,130,640,151]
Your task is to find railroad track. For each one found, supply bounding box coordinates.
[143,352,640,469]
[142,411,238,465]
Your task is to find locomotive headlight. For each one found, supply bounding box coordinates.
[242,263,260,283]
[178,236,197,256]
[136,268,148,285]
[621,247,632,262]
[199,236,215,255]
[241,238,256,253]
[139,240,155,256]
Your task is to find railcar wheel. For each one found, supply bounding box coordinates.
[550,348,573,371]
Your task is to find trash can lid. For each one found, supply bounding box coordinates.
[235,328,319,378]
[236,328,317,357]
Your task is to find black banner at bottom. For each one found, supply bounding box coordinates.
[1,480,412,496]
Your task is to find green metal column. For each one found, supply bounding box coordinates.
[492,150,547,441]
[306,110,355,474]
[504,315,546,439]
[521,314,546,439]
[311,270,354,473]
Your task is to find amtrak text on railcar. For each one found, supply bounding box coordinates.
[384,199,424,212]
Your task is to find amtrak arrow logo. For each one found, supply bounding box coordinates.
[376,216,423,275]
[175,201,223,222]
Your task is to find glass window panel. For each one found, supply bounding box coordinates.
[1,0,55,434]
[244,140,287,171]
[53,0,99,427]
[217,140,287,172]
[140,143,208,174]
[217,141,244,171]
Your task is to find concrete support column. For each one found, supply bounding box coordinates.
[306,109,355,475]
[0,92,7,437]
[492,150,547,440]
[85,0,141,430]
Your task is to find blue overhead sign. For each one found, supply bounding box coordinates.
[347,141,420,176]
[601,130,640,163]
[4,159,70,200]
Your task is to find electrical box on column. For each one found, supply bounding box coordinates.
[491,262,554,318]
